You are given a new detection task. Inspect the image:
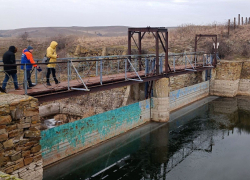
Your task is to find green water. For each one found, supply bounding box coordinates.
[44,96,250,180]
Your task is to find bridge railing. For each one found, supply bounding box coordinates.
[0,52,216,94]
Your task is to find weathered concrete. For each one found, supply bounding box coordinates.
[151,78,170,122]
[0,93,42,180]
[170,81,209,111]
[40,99,151,166]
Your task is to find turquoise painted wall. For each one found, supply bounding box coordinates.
[40,99,151,166]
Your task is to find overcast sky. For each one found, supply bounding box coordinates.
[0,0,249,30]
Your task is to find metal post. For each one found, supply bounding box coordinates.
[195,54,197,68]
[96,59,98,76]
[145,58,149,76]
[118,59,120,73]
[234,17,236,30]
[242,17,243,25]
[173,56,176,72]
[24,64,28,95]
[249,17,250,24]
[194,35,198,53]
[100,60,103,85]
[185,54,187,69]
[125,58,127,80]
[138,32,142,71]
[228,19,230,35]
[127,30,131,72]
[246,17,248,25]
[238,14,240,26]
[156,31,159,75]
[67,60,70,90]
[214,36,218,67]
[35,60,38,85]
[160,57,163,74]
[165,31,169,75]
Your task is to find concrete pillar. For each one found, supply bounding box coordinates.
[151,78,170,122]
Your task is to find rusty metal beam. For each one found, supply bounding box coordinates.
[128,27,168,33]
[165,31,169,74]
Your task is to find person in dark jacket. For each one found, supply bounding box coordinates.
[21,46,39,89]
[1,46,22,91]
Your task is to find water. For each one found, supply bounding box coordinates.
[44,96,250,180]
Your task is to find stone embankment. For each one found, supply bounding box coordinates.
[0,93,42,180]
[210,60,250,97]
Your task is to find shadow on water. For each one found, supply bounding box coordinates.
[44,96,250,180]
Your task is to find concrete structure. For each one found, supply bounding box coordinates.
[210,60,250,97]
[151,78,170,122]
[40,99,151,166]
[170,81,209,111]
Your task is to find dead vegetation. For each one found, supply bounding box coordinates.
[1,24,250,60]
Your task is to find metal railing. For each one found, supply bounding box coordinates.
[0,52,216,94]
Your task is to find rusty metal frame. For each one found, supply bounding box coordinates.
[35,65,213,103]
[128,27,169,75]
[194,34,218,67]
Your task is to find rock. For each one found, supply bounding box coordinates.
[24,130,40,138]
[0,134,8,142]
[32,115,40,124]
[24,109,39,117]
[9,129,23,138]
[6,125,17,132]
[10,152,21,162]
[22,151,30,158]
[0,156,10,166]
[0,104,10,116]
[0,115,12,125]
[24,157,33,166]
[31,145,41,153]
[13,159,24,171]
[17,123,31,129]
[3,139,14,149]
[0,129,6,135]
[54,114,67,122]
[30,100,38,108]
[0,125,6,130]
[4,166,14,174]
[33,154,42,162]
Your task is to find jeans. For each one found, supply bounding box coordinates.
[26,70,33,87]
[46,68,58,83]
[2,73,19,90]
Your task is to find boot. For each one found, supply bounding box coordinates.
[46,82,51,86]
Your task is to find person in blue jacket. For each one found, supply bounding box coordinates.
[21,46,39,89]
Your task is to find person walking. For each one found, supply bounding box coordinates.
[46,41,59,86]
[21,46,39,89]
[1,46,22,92]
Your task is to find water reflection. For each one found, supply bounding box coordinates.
[44,96,250,180]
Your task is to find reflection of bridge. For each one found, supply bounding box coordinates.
[85,117,215,180]
[0,27,217,103]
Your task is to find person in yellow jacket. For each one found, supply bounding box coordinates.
[46,41,59,86]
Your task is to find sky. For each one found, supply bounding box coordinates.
[0,0,249,30]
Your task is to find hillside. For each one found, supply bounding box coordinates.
[0,26,129,38]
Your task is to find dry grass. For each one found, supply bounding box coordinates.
[1,24,250,60]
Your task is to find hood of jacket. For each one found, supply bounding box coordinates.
[9,46,16,53]
[50,41,58,49]
[22,49,29,53]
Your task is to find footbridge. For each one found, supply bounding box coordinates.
[0,28,218,103]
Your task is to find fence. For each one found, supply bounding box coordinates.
[0,52,216,94]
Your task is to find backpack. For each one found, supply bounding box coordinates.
[42,54,50,64]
